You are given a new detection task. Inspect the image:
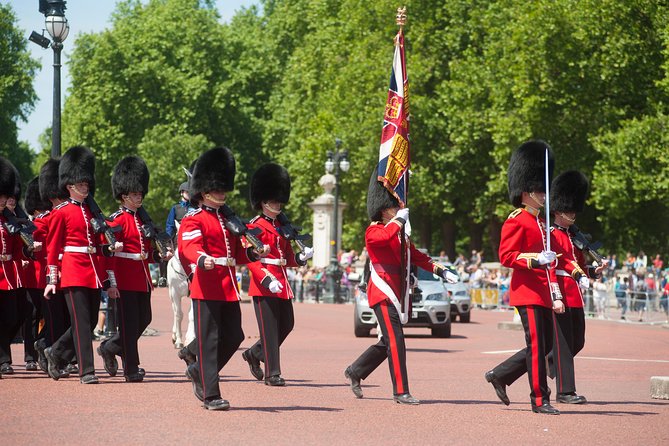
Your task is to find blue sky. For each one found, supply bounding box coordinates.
[4,0,257,152]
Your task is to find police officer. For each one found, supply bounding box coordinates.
[343,170,458,405]
[484,141,583,414]
[241,163,313,386]
[43,146,122,384]
[161,182,192,287]
[547,170,603,404]
[178,147,268,410]
[97,156,172,382]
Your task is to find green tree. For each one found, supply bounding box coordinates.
[0,4,39,183]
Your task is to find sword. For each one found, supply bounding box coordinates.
[544,148,562,302]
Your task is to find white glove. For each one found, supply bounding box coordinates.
[404,219,412,237]
[578,276,590,289]
[269,280,283,294]
[395,208,409,222]
[537,250,557,265]
[299,246,314,262]
[443,269,459,284]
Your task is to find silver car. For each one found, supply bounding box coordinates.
[445,280,471,322]
[353,267,452,338]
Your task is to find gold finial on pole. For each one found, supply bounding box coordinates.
[396,6,407,28]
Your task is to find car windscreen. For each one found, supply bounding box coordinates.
[416,267,440,281]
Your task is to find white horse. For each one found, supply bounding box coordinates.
[167,253,195,349]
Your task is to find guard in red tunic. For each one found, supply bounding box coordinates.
[20,177,52,372]
[178,147,268,410]
[547,170,603,404]
[484,141,582,415]
[343,171,459,405]
[241,163,313,386]
[43,146,123,384]
[33,158,74,378]
[0,157,23,378]
[97,156,172,382]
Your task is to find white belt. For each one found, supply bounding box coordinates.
[555,269,570,277]
[213,257,236,266]
[115,252,147,261]
[64,246,96,254]
[260,258,287,266]
[0,254,12,262]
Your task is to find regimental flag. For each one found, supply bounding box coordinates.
[377,26,410,207]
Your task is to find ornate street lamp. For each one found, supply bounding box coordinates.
[324,138,350,303]
[30,0,69,157]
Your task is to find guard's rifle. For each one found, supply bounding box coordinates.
[220,204,265,253]
[276,212,312,253]
[568,224,606,265]
[2,207,36,257]
[136,206,174,258]
[85,195,121,247]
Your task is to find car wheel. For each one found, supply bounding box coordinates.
[431,322,451,338]
[459,312,471,323]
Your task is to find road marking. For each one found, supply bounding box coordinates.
[482,350,669,363]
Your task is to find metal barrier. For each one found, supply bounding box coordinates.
[469,283,512,310]
[289,278,356,304]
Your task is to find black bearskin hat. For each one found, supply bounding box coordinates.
[39,158,69,201]
[508,140,554,207]
[250,163,291,210]
[25,177,52,214]
[366,168,399,221]
[111,156,150,200]
[551,170,589,214]
[59,146,96,195]
[190,147,236,201]
[0,156,17,197]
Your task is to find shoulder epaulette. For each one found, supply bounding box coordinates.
[54,201,69,210]
[249,215,261,223]
[110,210,123,219]
[184,208,201,218]
[507,208,522,219]
[36,210,51,219]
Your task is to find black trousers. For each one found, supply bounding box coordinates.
[0,290,18,365]
[247,296,295,378]
[349,301,410,396]
[52,287,101,377]
[548,306,586,395]
[20,288,44,362]
[42,290,71,347]
[191,299,244,400]
[492,305,554,407]
[104,291,152,375]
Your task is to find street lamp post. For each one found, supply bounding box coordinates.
[324,138,350,303]
[30,1,69,158]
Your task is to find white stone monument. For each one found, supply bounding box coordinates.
[308,173,347,269]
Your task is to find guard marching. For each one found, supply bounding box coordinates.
[343,170,458,405]
[43,146,123,384]
[178,147,268,410]
[241,163,313,386]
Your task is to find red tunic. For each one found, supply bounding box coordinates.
[109,207,155,293]
[0,214,22,290]
[28,212,50,289]
[551,225,586,308]
[366,220,435,307]
[178,206,254,301]
[246,215,301,299]
[46,199,112,289]
[499,208,578,308]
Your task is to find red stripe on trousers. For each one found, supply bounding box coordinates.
[380,303,404,394]
[196,301,205,397]
[552,312,563,393]
[526,307,542,406]
[67,289,82,377]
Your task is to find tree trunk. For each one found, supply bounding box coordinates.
[441,218,456,261]
[487,218,502,262]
